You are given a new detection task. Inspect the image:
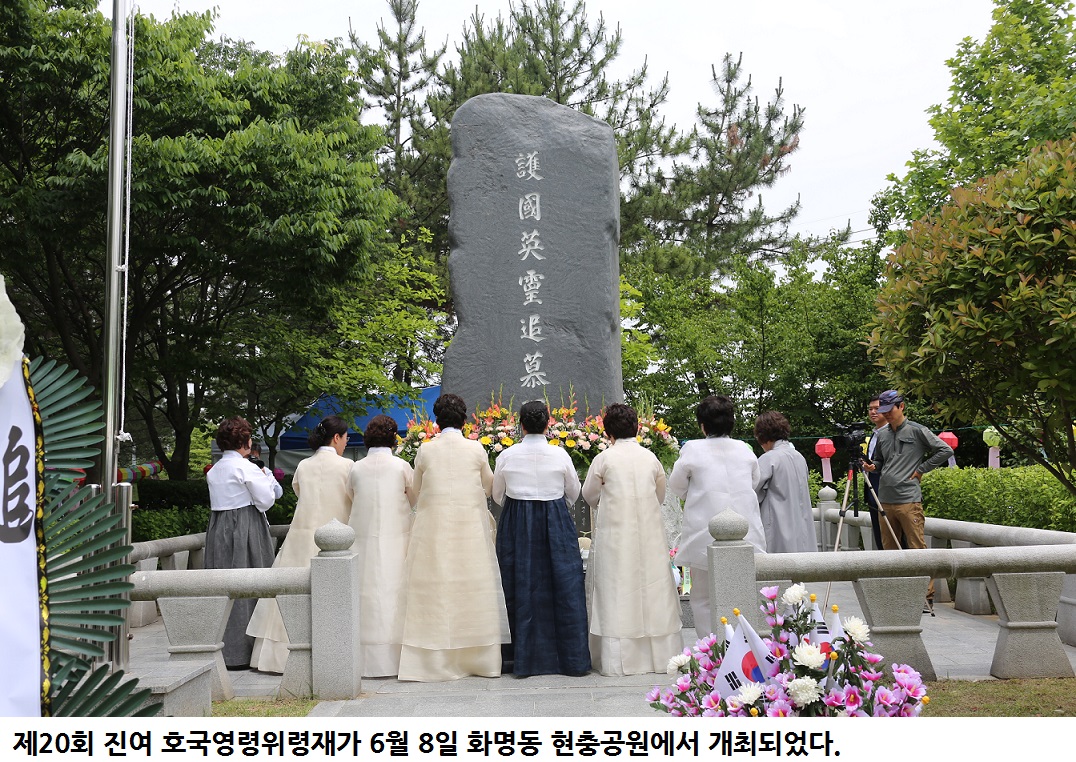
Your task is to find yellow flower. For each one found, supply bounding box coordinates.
[565,438,577,448]
[480,435,492,446]
[558,430,568,439]
[500,436,514,447]
[549,439,562,447]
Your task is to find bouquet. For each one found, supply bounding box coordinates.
[649,584,928,717]
[463,395,518,469]
[395,415,439,465]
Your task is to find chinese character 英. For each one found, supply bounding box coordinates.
[520,352,549,388]
[519,270,544,305]
[515,151,543,181]
[520,314,545,343]
[519,230,545,261]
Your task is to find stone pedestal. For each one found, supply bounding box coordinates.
[158,595,234,701]
[952,540,992,614]
[278,593,313,699]
[987,572,1075,679]
[853,576,936,681]
[310,521,362,700]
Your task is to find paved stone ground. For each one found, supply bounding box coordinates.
[127,581,1076,716]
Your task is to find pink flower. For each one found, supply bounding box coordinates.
[766,700,795,717]
[873,686,899,707]
[675,675,692,693]
[760,585,780,601]
[823,689,845,708]
[863,652,884,664]
[842,686,863,711]
[646,686,661,702]
[701,691,722,711]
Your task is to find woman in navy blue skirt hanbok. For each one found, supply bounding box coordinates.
[492,400,590,677]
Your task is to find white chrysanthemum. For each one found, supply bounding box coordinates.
[787,676,823,706]
[781,583,809,607]
[737,682,763,705]
[792,641,826,670]
[666,653,692,676]
[0,275,25,387]
[844,616,870,644]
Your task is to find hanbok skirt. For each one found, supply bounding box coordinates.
[496,496,590,676]
[204,505,275,668]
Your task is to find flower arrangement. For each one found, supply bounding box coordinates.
[635,402,680,471]
[394,415,440,465]
[462,396,518,469]
[545,397,607,471]
[649,584,928,717]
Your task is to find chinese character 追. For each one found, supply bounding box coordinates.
[519,230,545,261]
[520,314,545,343]
[515,151,543,181]
[520,352,549,388]
[518,193,541,221]
[519,270,544,305]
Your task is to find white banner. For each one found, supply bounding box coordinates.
[0,357,42,717]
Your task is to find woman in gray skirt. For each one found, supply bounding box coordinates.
[205,416,279,669]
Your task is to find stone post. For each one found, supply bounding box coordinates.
[158,595,234,701]
[928,535,952,603]
[853,577,937,681]
[1059,573,1076,647]
[277,593,313,699]
[951,539,992,614]
[309,520,362,700]
[816,486,838,552]
[987,571,1075,679]
[706,510,763,633]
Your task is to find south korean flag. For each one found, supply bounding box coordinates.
[714,613,778,698]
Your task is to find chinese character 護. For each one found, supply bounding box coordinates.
[518,230,545,261]
[520,314,546,343]
[515,151,543,181]
[520,352,549,388]
[518,193,541,221]
[519,270,544,305]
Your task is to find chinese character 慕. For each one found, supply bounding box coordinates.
[520,352,549,388]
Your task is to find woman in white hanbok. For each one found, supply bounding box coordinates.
[347,415,415,677]
[582,403,682,676]
[247,416,353,673]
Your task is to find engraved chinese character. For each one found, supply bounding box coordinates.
[515,151,543,181]
[518,193,541,221]
[520,352,549,388]
[519,270,544,305]
[519,230,545,261]
[520,314,545,343]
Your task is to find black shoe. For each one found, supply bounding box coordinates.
[923,601,935,616]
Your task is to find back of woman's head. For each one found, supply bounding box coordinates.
[602,403,638,440]
[433,393,467,429]
[754,411,791,444]
[216,416,252,452]
[363,414,399,449]
[519,400,550,434]
[697,395,734,437]
[308,414,348,450]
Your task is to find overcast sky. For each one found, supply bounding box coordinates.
[104,0,999,244]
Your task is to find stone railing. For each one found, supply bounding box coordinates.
[706,508,1076,682]
[129,520,360,702]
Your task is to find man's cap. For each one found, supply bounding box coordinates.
[876,390,904,413]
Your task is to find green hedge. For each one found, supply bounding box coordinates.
[921,466,1076,533]
[131,476,298,542]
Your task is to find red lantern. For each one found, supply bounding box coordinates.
[939,431,958,449]
[815,438,836,483]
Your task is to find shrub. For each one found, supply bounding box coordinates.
[921,466,1076,533]
[130,506,211,543]
[136,479,210,512]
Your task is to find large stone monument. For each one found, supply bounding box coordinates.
[440,93,623,414]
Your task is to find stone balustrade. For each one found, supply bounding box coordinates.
[706,508,1076,682]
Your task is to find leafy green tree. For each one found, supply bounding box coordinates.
[869,136,1076,498]
[0,5,397,478]
[874,0,1076,242]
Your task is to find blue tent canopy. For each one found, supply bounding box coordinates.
[278,386,441,451]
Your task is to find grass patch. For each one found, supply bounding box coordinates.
[923,678,1076,717]
[213,698,318,717]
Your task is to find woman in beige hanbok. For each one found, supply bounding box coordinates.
[582,403,682,676]
[347,415,416,677]
[247,416,353,673]
[397,394,510,681]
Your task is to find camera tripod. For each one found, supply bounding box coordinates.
[822,454,904,609]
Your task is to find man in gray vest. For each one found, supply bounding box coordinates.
[864,390,953,614]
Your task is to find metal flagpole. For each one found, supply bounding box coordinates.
[103,0,131,670]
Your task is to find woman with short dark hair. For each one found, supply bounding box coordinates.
[397,395,510,681]
[754,411,816,554]
[248,414,354,673]
[581,403,682,676]
[346,414,416,677]
[205,416,279,670]
[668,396,765,634]
[492,400,589,677]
